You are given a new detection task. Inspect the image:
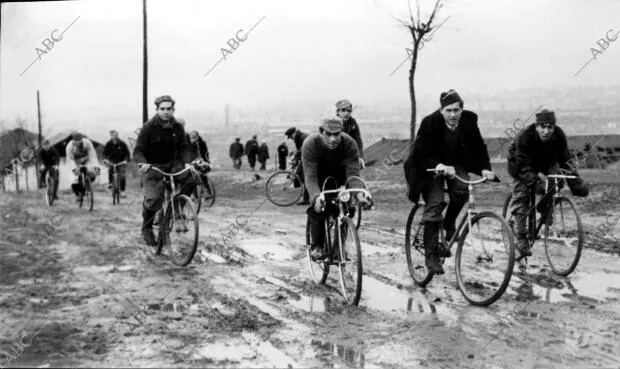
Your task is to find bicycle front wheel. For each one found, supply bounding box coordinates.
[86,178,94,212]
[165,194,199,266]
[265,171,303,206]
[544,196,583,276]
[405,204,433,287]
[204,176,216,207]
[191,185,203,215]
[338,217,363,306]
[456,211,515,307]
[46,176,54,207]
[306,217,329,284]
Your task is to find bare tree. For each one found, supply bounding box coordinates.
[397,0,444,145]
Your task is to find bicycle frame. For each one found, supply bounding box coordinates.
[144,165,195,221]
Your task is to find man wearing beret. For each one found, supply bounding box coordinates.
[336,99,365,169]
[507,108,589,257]
[408,89,496,274]
[302,117,371,260]
[286,127,310,204]
[133,95,196,247]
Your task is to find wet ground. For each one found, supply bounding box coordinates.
[0,167,619,368]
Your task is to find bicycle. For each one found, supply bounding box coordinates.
[265,157,305,207]
[74,165,95,212]
[306,177,372,306]
[404,169,515,306]
[43,165,58,207]
[190,161,216,214]
[103,160,127,205]
[140,163,200,266]
[501,174,583,276]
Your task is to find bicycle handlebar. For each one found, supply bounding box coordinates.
[318,187,372,202]
[103,160,128,167]
[547,174,577,179]
[427,168,496,184]
[136,163,194,177]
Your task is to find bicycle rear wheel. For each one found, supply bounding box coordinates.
[405,204,433,287]
[307,217,329,284]
[152,208,166,255]
[544,196,583,276]
[45,175,54,207]
[165,194,199,266]
[191,185,203,214]
[265,171,303,206]
[338,217,363,306]
[456,211,515,306]
[204,176,216,207]
[112,175,120,205]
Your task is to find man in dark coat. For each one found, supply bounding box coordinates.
[133,95,196,247]
[286,127,310,204]
[245,135,259,171]
[37,139,60,199]
[507,109,589,257]
[257,139,269,170]
[277,142,289,170]
[229,138,243,169]
[102,130,131,197]
[406,89,496,274]
[336,99,365,168]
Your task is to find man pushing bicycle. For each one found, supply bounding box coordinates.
[405,89,496,275]
[507,108,589,257]
[133,95,197,247]
[303,117,371,261]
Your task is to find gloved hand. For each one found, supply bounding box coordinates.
[435,163,456,178]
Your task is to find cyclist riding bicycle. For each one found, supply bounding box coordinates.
[38,139,60,200]
[303,117,371,261]
[335,99,365,169]
[188,130,213,198]
[102,130,131,198]
[285,126,310,205]
[133,95,197,247]
[507,108,589,257]
[65,133,100,202]
[405,89,496,274]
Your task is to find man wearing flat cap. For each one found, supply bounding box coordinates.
[286,127,310,204]
[133,95,196,247]
[103,130,131,198]
[229,138,244,170]
[507,108,589,257]
[336,99,365,169]
[302,117,371,260]
[406,89,496,274]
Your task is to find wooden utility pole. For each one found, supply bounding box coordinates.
[36,90,42,189]
[142,0,148,125]
[37,90,42,145]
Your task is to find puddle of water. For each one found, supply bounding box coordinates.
[289,295,327,313]
[242,332,300,368]
[237,239,298,261]
[309,339,375,369]
[145,302,185,312]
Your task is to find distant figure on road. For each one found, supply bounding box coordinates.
[245,135,259,171]
[336,99,365,169]
[38,139,60,200]
[102,130,131,198]
[277,142,289,170]
[258,139,270,171]
[229,137,244,170]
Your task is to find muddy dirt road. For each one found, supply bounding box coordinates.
[1,167,619,368]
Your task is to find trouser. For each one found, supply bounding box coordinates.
[421,166,470,229]
[141,162,198,230]
[39,166,59,197]
[232,158,242,170]
[294,163,309,202]
[107,164,127,191]
[511,164,560,237]
[248,154,257,169]
[278,155,287,170]
[306,196,340,247]
[71,167,97,196]
[258,159,267,170]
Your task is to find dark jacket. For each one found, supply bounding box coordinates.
[38,147,60,167]
[245,139,259,156]
[197,136,209,162]
[229,141,243,159]
[293,130,309,162]
[277,143,289,157]
[302,133,363,202]
[133,116,191,166]
[103,139,130,163]
[507,123,571,184]
[343,117,364,159]
[404,109,491,201]
[258,143,269,161]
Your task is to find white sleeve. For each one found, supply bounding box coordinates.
[66,142,73,161]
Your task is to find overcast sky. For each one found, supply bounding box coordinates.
[1,0,619,131]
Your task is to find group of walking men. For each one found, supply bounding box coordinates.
[228,135,270,171]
